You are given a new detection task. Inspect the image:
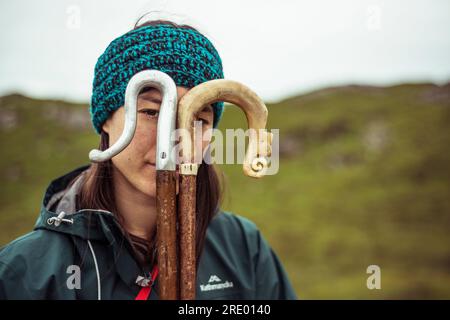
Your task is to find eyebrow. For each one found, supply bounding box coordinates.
[140,87,161,96]
[138,89,214,113]
[139,88,162,104]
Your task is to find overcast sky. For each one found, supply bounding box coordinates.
[0,0,449,103]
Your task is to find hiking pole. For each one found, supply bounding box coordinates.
[177,79,273,299]
[88,70,179,300]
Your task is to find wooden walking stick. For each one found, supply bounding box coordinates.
[177,79,273,299]
[154,75,179,300]
[88,69,179,299]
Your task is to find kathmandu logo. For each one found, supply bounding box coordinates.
[199,275,234,292]
[208,275,221,283]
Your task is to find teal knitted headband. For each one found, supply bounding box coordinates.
[90,24,225,134]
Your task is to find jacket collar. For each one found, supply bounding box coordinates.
[34,164,120,243]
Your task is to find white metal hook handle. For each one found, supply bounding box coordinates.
[88,70,178,167]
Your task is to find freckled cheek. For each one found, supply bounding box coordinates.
[114,146,135,165]
[132,128,157,153]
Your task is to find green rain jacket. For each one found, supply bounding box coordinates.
[0,165,297,300]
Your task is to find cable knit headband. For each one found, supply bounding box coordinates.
[90,24,225,134]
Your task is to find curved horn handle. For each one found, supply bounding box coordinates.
[89,70,177,164]
[178,79,273,178]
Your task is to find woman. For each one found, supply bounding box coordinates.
[0,18,297,300]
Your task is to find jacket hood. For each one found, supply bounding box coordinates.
[31,165,164,297]
[34,164,121,243]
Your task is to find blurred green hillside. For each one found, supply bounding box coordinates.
[1,83,449,299]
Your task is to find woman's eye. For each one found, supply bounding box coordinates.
[197,117,210,125]
[140,109,159,119]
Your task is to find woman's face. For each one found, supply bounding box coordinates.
[102,86,214,198]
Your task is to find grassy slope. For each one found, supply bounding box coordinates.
[1,83,449,298]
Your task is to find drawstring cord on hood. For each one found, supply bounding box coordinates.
[46,211,74,227]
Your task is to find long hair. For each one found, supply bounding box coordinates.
[78,20,224,269]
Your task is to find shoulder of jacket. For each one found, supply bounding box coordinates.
[207,211,262,252]
[0,229,72,267]
[210,211,259,233]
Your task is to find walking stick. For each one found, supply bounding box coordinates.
[88,70,179,299]
[177,79,273,299]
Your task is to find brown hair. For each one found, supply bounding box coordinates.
[78,19,224,269]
